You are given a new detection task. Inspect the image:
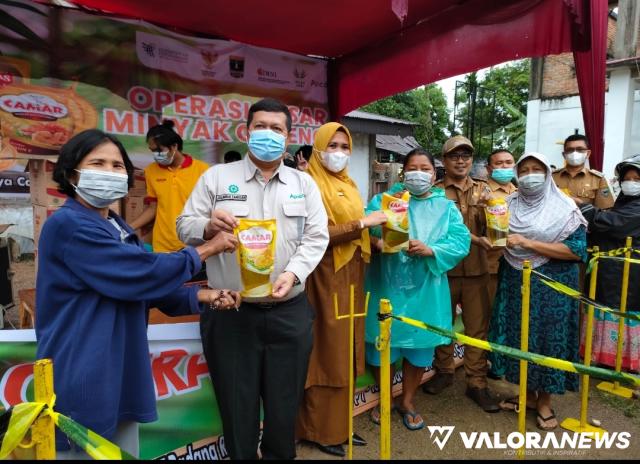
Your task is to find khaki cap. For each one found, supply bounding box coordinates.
[442,135,474,155]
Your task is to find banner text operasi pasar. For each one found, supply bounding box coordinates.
[103,86,328,144]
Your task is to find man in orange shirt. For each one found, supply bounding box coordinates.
[130,120,209,256]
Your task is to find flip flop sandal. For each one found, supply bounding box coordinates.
[536,409,558,431]
[397,408,425,431]
[499,397,536,412]
[370,405,397,425]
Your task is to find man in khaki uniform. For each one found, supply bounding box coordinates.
[485,149,517,301]
[422,135,500,413]
[552,134,614,209]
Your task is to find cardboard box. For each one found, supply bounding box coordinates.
[129,168,147,197]
[123,195,153,244]
[33,200,121,248]
[28,159,67,207]
[123,195,146,222]
[32,204,60,247]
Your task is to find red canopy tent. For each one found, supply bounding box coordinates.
[66,0,608,169]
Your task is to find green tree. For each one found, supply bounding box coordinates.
[454,60,530,158]
[360,84,450,155]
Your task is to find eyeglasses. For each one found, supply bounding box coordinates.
[562,148,589,155]
[445,152,473,161]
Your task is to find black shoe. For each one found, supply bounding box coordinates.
[422,373,454,395]
[465,386,501,413]
[347,433,367,446]
[315,442,346,457]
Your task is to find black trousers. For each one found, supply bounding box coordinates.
[200,293,314,460]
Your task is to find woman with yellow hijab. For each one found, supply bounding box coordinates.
[296,123,386,457]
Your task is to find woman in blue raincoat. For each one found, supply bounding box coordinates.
[364,148,470,430]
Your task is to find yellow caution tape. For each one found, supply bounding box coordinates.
[531,270,640,321]
[381,313,640,387]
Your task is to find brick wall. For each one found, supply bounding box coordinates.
[541,16,617,99]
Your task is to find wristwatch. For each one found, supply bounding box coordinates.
[292,274,301,286]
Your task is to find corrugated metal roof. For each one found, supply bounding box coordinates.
[376,134,420,155]
[344,110,418,126]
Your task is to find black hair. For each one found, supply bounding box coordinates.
[146,119,183,151]
[224,150,242,163]
[283,153,297,169]
[487,148,513,166]
[402,148,435,171]
[564,134,589,150]
[247,98,292,132]
[295,144,313,161]
[53,129,134,197]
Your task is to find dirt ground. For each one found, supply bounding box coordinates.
[296,370,640,460]
[5,259,640,460]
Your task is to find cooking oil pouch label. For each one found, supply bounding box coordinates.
[236,219,277,297]
[485,197,509,246]
[381,191,410,253]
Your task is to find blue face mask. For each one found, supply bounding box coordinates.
[74,169,129,208]
[153,149,174,166]
[403,171,433,196]
[491,168,514,184]
[248,129,286,162]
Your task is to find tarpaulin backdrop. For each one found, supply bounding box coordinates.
[63,0,607,170]
[0,0,329,178]
[0,323,466,459]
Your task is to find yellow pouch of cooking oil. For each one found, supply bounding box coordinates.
[485,197,510,247]
[381,191,410,253]
[235,219,277,297]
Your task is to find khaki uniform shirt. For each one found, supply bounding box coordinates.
[486,178,517,274]
[434,176,490,277]
[177,155,329,303]
[552,167,614,209]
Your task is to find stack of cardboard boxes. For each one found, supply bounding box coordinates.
[29,158,123,275]
[30,162,153,266]
[122,167,153,245]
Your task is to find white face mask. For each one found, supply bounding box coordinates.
[518,173,546,195]
[565,151,587,167]
[321,151,350,173]
[74,169,129,208]
[621,180,640,197]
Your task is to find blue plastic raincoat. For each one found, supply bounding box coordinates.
[364,185,471,349]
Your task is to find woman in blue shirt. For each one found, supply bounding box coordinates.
[35,129,240,458]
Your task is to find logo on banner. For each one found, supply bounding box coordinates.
[294,67,306,88]
[200,49,218,78]
[141,42,156,58]
[200,50,218,69]
[257,68,277,79]
[0,93,68,120]
[257,67,289,85]
[230,56,245,78]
